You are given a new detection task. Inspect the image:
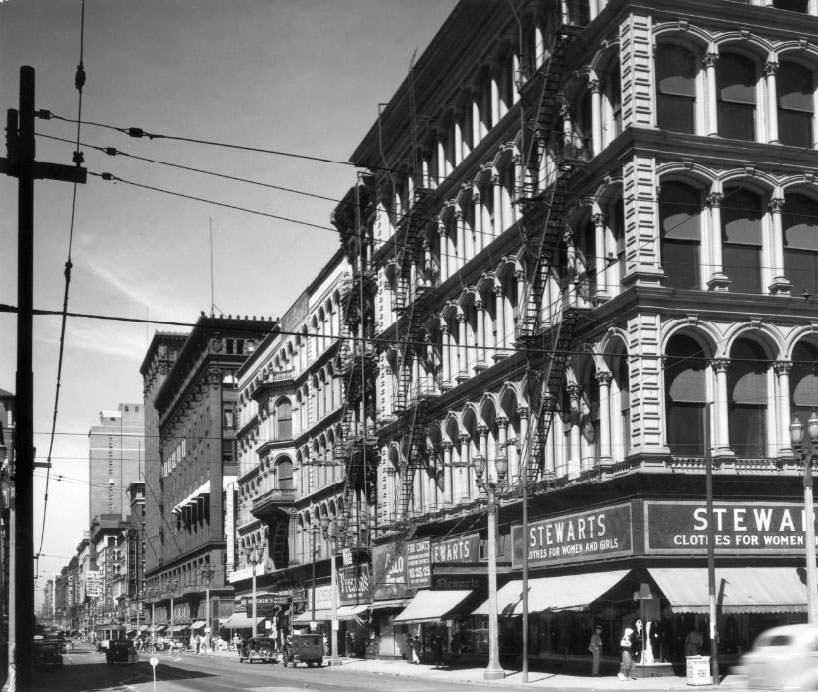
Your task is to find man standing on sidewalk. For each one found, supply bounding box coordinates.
[618,626,636,681]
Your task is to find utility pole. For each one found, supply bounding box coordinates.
[1,66,86,691]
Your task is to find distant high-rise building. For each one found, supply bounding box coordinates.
[88,404,145,524]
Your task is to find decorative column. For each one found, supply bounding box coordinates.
[592,213,609,301]
[440,322,452,386]
[457,312,468,381]
[706,192,730,290]
[442,441,454,505]
[473,189,484,253]
[492,170,503,235]
[438,219,450,284]
[496,417,509,479]
[595,371,614,465]
[493,286,506,357]
[459,434,472,502]
[514,269,526,340]
[456,210,466,270]
[490,66,501,128]
[774,361,794,457]
[478,425,490,469]
[704,53,719,137]
[764,61,779,144]
[567,383,582,477]
[768,197,791,294]
[590,78,602,155]
[436,131,447,184]
[711,358,734,456]
[517,408,529,483]
[453,110,464,168]
[475,299,488,371]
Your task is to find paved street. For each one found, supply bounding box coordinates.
[33,645,749,692]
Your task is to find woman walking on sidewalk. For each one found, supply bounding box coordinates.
[588,625,603,676]
[618,626,636,681]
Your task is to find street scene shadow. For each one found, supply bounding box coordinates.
[33,660,216,691]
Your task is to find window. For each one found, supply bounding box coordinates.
[778,62,814,148]
[783,193,818,297]
[774,0,809,11]
[608,64,622,140]
[276,457,294,489]
[276,399,292,439]
[722,187,763,293]
[717,54,757,141]
[728,339,768,457]
[223,406,234,429]
[660,182,701,289]
[656,44,697,134]
[665,334,707,456]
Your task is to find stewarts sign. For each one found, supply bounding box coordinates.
[645,500,818,553]
[511,502,634,568]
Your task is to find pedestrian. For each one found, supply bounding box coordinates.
[685,627,703,657]
[345,631,354,658]
[408,633,421,664]
[431,628,445,668]
[189,634,197,653]
[588,625,603,676]
[618,626,636,681]
[322,632,328,656]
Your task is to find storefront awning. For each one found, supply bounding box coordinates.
[150,625,166,633]
[190,620,206,630]
[393,589,473,624]
[171,624,189,633]
[369,598,409,611]
[473,570,630,617]
[221,612,264,629]
[292,604,368,624]
[649,567,808,614]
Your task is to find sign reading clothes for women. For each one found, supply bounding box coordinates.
[511,502,634,568]
[644,500,818,553]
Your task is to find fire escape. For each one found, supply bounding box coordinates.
[515,23,584,489]
[332,176,379,551]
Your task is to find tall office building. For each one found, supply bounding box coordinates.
[88,404,145,524]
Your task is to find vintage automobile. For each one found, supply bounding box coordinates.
[106,639,138,664]
[281,633,323,667]
[33,637,63,669]
[238,636,277,663]
[739,623,818,690]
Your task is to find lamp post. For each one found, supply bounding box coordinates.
[200,563,214,646]
[473,453,507,681]
[790,411,818,624]
[245,547,261,634]
[311,523,319,630]
[168,580,178,641]
[320,516,341,665]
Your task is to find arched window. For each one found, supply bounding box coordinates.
[660,181,701,289]
[276,398,292,439]
[728,339,768,457]
[783,192,818,297]
[791,342,818,434]
[656,44,697,134]
[778,61,815,148]
[717,53,757,141]
[722,187,763,293]
[665,334,708,456]
[276,457,294,490]
[604,63,622,145]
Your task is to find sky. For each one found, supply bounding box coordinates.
[0,0,458,605]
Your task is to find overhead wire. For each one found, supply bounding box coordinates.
[37,0,86,562]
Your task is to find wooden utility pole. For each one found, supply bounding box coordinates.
[1,65,86,691]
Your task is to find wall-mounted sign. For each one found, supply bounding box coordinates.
[431,573,485,590]
[512,502,633,568]
[432,533,479,563]
[338,564,370,604]
[371,544,410,600]
[405,538,431,589]
[645,500,818,554]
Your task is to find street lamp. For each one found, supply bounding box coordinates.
[167,580,178,640]
[200,563,215,645]
[245,546,261,634]
[790,411,818,624]
[320,516,341,665]
[473,452,508,681]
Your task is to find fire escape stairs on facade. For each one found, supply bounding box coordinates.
[514,25,584,489]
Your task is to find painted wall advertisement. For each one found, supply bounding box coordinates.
[405,537,431,589]
[644,500,818,553]
[511,502,634,568]
[338,563,370,604]
[372,543,411,600]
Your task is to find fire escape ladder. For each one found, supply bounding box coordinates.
[522,307,580,487]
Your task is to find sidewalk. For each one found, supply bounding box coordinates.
[331,657,747,690]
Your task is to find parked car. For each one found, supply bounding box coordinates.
[238,636,277,663]
[33,637,63,669]
[106,639,138,664]
[281,633,323,667]
[739,623,818,689]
